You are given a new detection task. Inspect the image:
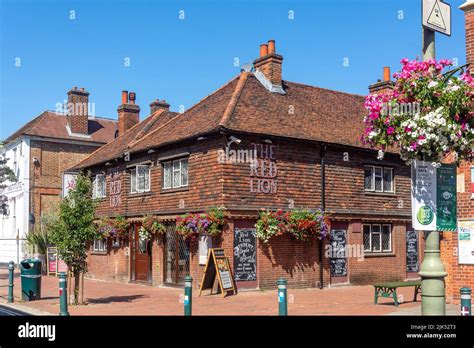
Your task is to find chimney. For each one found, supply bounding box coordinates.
[368,67,394,94]
[460,1,474,72]
[150,99,170,114]
[67,87,89,135]
[117,90,140,136]
[253,39,283,87]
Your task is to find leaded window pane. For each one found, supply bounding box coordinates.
[371,233,381,252]
[130,169,137,193]
[374,167,383,192]
[163,162,172,189]
[364,167,373,191]
[383,168,393,192]
[173,160,181,188]
[382,225,391,251]
[363,225,371,251]
[181,159,188,186]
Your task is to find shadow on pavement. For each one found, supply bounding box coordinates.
[88,294,146,304]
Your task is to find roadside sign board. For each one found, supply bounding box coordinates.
[198,248,236,297]
[422,0,451,36]
[458,220,474,265]
[411,160,456,231]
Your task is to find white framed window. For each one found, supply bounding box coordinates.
[93,239,107,252]
[130,165,151,194]
[364,166,394,193]
[163,158,188,189]
[363,224,392,253]
[92,174,106,198]
[12,147,18,178]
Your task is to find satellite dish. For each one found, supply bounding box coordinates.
[241,63,253,72]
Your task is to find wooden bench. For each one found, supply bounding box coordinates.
[373,280,421,306]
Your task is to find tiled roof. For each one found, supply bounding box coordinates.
[5,111,117,144]
[75,72,370,169]
[71,108,177,169]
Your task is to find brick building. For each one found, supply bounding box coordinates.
[72,40,420,290]
[0,87,117,264]
[440,0,474,304]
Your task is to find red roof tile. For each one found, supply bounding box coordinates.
[5,111,117,144]
[75,72,371,169]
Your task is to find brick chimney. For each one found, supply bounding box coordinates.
[150,99,170,114]
[253,39,283,87]
[67,87,89,135]
[117,90,140,136]
[460,1,474,72]
[368,67,394,94]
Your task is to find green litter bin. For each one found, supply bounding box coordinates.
[20,259,42,301]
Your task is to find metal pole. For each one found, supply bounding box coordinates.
[184,275,192,316]
[277,278,288,316]
[7,261,14,303]
[59,272,69,316]
[418,24,447,316]
[460,287,471,316]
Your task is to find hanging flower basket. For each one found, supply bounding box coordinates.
[362,58,474,165]
[96,216,130,240]
[143,215,166,235]
[255,209,329,244]
[176,207,226,242]
[138,226,152,241]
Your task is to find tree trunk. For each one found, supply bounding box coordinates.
[73,271,80,305]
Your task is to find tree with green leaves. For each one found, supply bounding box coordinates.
[50,172,97,305]
[0,142,17,215]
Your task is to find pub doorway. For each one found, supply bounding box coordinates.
[131,223,152,283]
[164,224,190,286]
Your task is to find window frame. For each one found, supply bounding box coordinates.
[162,158,189,190]
[363,223,392,253]
[364,165,394,193]
[92,174,106,199]
[129,165,151,194]
[92,238,107,252]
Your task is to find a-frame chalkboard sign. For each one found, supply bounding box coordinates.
[198,248,236,297]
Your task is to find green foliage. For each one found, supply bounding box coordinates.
[50,172,97,275]
[26,229,50,255]
[143,215,166,234]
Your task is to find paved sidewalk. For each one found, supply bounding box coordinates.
[0,269,429,316]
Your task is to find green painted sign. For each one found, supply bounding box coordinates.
[417,206,435,225]
[436,164,457,231]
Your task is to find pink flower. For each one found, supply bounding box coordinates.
[386,127,395,135]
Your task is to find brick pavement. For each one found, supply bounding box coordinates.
[0,269,422,316]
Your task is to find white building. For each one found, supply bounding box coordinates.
[0,139,30,264]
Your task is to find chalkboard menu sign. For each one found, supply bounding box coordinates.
[233,228,257,281]
[199,248,236,297]
[406,230,419,272]
[330,229,347,277]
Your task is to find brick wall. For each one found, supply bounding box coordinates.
[30,139,99,220]
[441,160,474,304]
[86,239,130,283]
[85,134,415,288]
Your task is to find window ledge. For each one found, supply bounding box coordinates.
[364,191,396,197]
[129,191,152,198]
[363,252,395,258]
[91,251,108,255]
[160,187,189,194]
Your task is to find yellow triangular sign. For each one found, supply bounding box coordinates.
[427,0,446,30]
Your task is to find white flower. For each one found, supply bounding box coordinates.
[377,150,385,160]
[428,81,439,88]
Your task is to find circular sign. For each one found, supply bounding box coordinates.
[417,206,434,225]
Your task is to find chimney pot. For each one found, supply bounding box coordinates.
[121,90,128,104]
[268,40,275,54]
[260,44,268,57]
[383,67,391,82]
[67,87,90,135]
[150,98,170,114]
[129,92,136,104]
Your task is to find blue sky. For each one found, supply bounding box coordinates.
[0,0,468,139]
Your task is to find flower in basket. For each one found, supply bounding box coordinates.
[138,226,152,241]
[96,218,117,239]
[143,215,166,234]
[362,58,474,165]
[207,206,226,236]
[113,215,130,239]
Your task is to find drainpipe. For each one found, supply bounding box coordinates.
[319,143,327,289]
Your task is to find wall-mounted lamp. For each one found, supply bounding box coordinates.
[147,149,156,154]
[229,136,242,145]
[263,139,273,144]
